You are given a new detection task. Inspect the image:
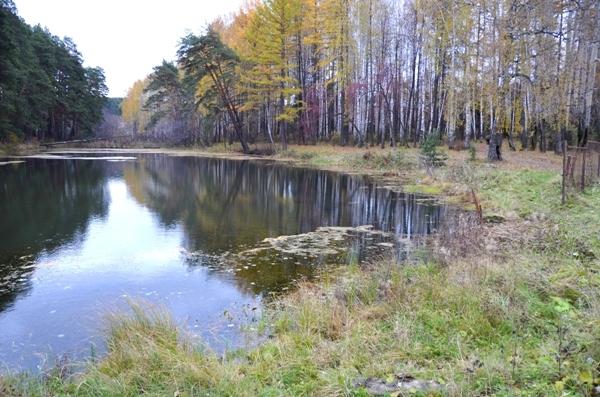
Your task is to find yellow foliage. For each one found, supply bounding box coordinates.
[121,80,150,134]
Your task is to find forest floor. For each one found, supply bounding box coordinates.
[1,142,599,396]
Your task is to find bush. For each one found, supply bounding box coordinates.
[299,152,315,160]
[2,132,21,155]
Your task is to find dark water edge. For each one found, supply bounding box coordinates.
[0,153,450,372]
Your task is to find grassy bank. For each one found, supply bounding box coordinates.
[1,144,599,396]
[0,142,44,157]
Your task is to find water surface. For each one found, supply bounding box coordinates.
[0,153,446,370]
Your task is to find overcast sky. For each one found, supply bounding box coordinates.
[13,0,246,97]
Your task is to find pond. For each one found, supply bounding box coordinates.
[0,152,448,371]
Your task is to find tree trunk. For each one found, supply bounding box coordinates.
[487,130,503,161]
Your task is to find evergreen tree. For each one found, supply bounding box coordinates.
[0,2,107,141]
[178,29,250,153]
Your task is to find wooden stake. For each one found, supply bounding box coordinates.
[562,140,567,204]
[581,148,586,191]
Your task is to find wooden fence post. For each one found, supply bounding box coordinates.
[580,148,586,191]
[568,156,575,183]
[562,140,567,204]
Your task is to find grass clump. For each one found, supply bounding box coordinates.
[278,148,316,161]
[346,150,412,172]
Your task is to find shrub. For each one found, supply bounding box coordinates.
[299,152,315,160]
[3,132,21,155]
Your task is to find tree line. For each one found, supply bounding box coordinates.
[122,0,599,158]
[0,0,108,142]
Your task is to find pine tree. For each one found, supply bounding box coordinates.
[178,29,251,153]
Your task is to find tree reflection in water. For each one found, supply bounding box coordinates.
[0,159,109,312]
[123,155,448,294]
[124,156,445,251]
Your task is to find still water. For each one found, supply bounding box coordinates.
[0,153,446,371]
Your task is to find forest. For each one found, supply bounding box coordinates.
[0,0,108,143]
[121,0,600,159]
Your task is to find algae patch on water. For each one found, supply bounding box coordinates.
[238,225,391,257]
[178,225,404,294]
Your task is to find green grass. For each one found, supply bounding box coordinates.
[477,169,561,217]
[2,155,599,396]
[474,167,600,255]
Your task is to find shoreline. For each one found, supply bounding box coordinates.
[1,143,598,396]
[9,141,559,210]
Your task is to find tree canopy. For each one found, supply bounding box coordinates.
[118,0,599,157]
[0,2,107,142]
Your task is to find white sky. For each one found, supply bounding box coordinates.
[13,0,246,97]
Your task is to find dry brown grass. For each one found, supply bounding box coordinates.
[272,141,563,173]
[444,142,563,172]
